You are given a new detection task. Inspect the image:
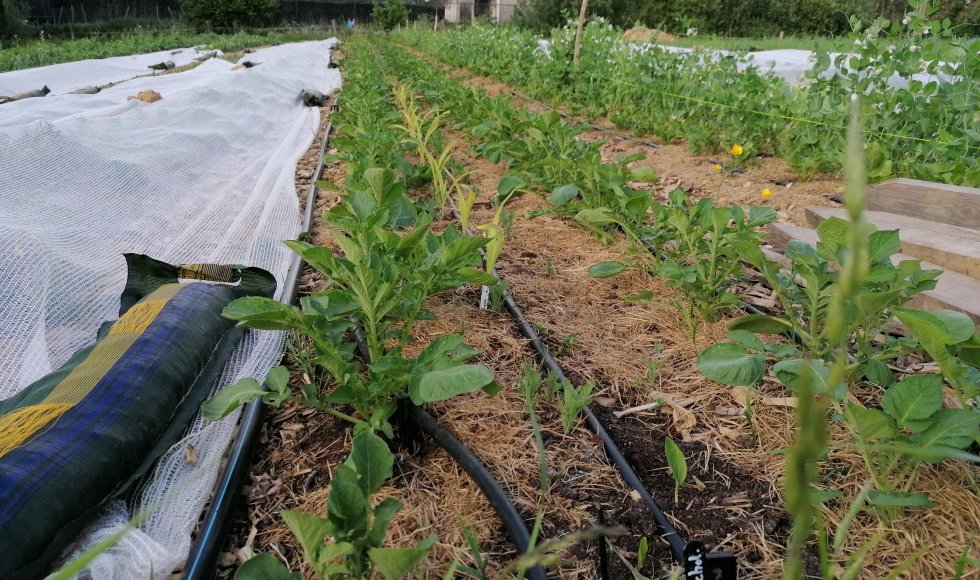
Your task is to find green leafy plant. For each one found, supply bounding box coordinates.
[559,378,593,434]
[236,430,434,580]
[591,189,777,341]
[663,437,688,504]
[371,0,409,31]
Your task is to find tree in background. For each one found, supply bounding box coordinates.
[372,0,408,30]
[178,0,280,30]
[1,0,26,39]
[513,0,978,36]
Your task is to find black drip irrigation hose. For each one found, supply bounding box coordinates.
[443,197,737,579]
[182,120,333,580]
[401,403,550,580]
[348,329,549,580]
[500,290,737,580]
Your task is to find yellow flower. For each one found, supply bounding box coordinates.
[761,188,773,200]
[731,144,744,156]
[711,164,723,172]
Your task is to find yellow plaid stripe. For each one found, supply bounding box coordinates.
[0,284,182,458]
[178,263,234,282]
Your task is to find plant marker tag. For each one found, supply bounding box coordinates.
[479,285,490,310]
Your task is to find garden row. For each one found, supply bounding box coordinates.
[366,33,979,578]
[391,16,978,187]
[214,36,673,579]
[210,32,977,577]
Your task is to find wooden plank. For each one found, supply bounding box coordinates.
[765,222,980,324]
[804,207,980,279]
[867,178,980,230]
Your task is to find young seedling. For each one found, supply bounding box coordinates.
[559,378,594,434]
[664,437,687,504]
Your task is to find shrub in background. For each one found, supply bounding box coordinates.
[1,0,26,39]
[372,0,409,31]
[178,0,280,30]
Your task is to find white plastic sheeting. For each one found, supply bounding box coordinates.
[0,39,339,578]
[0,46,218,97]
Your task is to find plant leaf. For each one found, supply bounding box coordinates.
[931,309,976,344]
[588,261,626,278]
[369,536,436,580]
[281,510,334,563]
[773,358,844,398]
[234,554,299,580]
[222,297,298,330]
[881,374,943,429]
[550,184,581,205]
[696,343,766,386]
[867,491,935,508]
[202,378,264,421]
[664,437,688,486]
[411,364,495,405]
[349,430,394,495]
[728,313,794,334]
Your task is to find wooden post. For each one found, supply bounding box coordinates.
[331,18,336,33]
[69,5,75,39]
[470,1,475,24]
[572,0,588,66]
[434,12,438,31]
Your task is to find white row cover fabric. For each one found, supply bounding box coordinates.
[0,39,340,578]
[0,46,218,97]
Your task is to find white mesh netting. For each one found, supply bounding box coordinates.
[0,46,215,97]
[0,39,340,578]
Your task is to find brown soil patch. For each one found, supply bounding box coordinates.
[127,89,162,103]
[623,27,677,44]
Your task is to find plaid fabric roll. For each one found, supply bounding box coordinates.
[0,254,276,579]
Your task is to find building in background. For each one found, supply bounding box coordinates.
[443,0,513,24]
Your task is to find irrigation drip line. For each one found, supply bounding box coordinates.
[443,197,737,579]
[498,289,737,580]
[400,404,550,580]
[182,121,332,580]
[350,334,549,580]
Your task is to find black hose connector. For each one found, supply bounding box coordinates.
[401,403,549,580]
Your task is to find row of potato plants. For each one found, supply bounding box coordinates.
[392,11,978,187]
[206,38,506,580]
[370,34,980,576]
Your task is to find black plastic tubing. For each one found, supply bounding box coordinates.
[182,121,332,580]
[402,404,549,580]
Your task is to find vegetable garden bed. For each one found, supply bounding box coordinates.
[212,31,978,580]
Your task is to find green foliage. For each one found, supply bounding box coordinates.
[372,0,409,31]
[514,0,859,35]
[663,437,687,504]
[0,30,330,73]
[178,0,280,29]
[0,0,26,39]
[206,43,498,437]
[395,15,979,187]
[559,378,594,434]
[236,431,434,580]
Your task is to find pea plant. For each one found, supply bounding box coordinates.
[395,9,979,187]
